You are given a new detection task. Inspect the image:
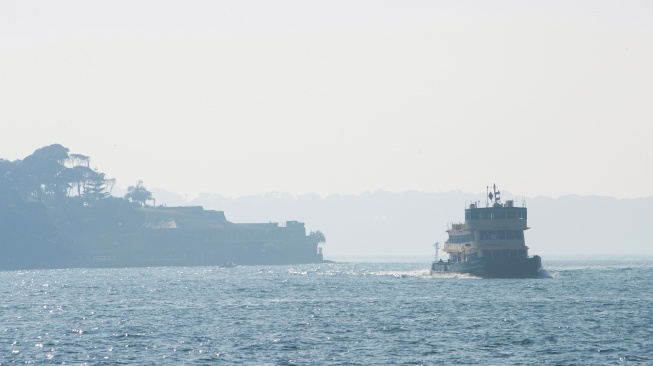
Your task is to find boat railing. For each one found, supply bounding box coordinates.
[443,242,465,252]
[447,222,466,231]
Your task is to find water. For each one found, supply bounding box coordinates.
[2,257,652,365]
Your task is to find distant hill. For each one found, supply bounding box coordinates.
[148,189,653,259]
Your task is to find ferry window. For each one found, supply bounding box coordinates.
[515,231,524,239]
[480,231,488,240]
[507,211,516,219]
[481,211,491,219]
[490,231,497,240]
[471,212,480,220]
[498,230,506,240]
[493,210,506,219]
[451,234,470,243]
[506,230,515,240]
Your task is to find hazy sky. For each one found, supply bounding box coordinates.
[2,1,652,199]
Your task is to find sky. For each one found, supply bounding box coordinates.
[2,1,652,199]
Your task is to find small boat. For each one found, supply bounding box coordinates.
[431,184,542,278]
[219,261,237,268]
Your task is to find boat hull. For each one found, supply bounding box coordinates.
[431,255,541,278]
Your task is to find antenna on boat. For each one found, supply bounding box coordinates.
[433,242,440,261]
[488,184,501,206]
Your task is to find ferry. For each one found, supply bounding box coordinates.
[431,185,542,278]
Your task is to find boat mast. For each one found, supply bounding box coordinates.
[494,184,500,205]
[433,242,440,261]
[488,184,501,206]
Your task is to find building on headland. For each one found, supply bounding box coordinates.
[91,206,326,267]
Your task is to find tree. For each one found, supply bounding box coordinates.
[63,154,115,203]
[66,154,90,169]
[20,144,71,203]
[84,170,113,202]
[125,180,152,207]
[67,165,93,197]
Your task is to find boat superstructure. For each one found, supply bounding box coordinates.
[431,185,541,278]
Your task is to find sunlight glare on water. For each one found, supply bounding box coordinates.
[1,258,652,365]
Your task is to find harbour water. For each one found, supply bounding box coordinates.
[2,256,652,365]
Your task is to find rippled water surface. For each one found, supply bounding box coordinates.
[2,257,652,365]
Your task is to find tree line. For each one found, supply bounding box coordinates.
[1,144,153,208]
[0,144,154,265]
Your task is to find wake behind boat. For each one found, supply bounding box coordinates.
[431,184,542,278]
